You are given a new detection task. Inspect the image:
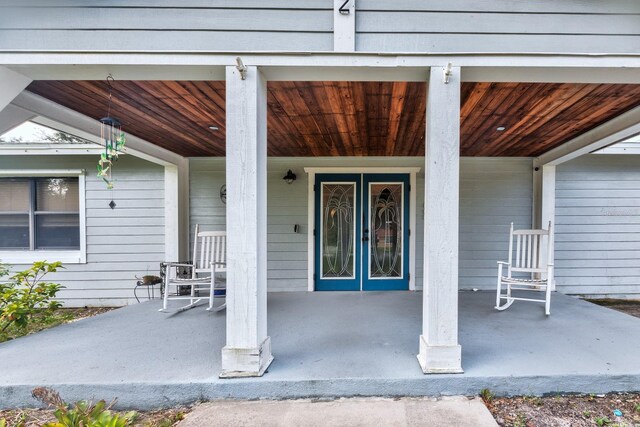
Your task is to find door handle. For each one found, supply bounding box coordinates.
[362,236,369,242]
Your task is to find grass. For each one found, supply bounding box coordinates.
[0,307,114,343]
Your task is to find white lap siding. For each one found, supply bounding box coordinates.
[190,157,533,292]
[0,155,165,307]
[555,154,640,298]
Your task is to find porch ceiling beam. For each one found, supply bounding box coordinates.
[0,66,31,112]
[2,54,640,83]
[534,105,640,167]
[0,104,35,135]
[11,91,185,167]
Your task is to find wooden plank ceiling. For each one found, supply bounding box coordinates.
[27,80,640,157]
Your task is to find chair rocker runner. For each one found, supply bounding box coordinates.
[160,225,226,313]
[496,221,554,315]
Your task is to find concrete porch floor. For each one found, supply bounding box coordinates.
[0,291,639,409]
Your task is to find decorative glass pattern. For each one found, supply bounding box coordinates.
[369,183,403,278]
[321,183,355,278]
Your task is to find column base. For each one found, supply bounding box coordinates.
[417,335,463,374]
[220,336,274,378]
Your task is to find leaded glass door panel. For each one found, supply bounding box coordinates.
[314,174,361,291]
[362,174,410,290]
[314,173,409,291]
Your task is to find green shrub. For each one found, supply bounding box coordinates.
[32,387,137,427]
[0,261,64,332]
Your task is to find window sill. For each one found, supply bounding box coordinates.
[0,250,86,265]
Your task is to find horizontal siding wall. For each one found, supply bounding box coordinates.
[2,1,638,54]
[459,158,532,289]
[0,1,333,51]
[556,154,640,298]
[356,0,640,54]
[0,155,164,307]
[190,156,532,292]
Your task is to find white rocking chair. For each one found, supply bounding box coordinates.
[495,222,554,315]
[160,225,226,313]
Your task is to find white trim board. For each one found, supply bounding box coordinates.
[0,144,103,155]
[4,53,640,83]
[304,167,421,174]
[305,167,419,292]
[534,105,640,167]
[0,169,84,176]
[12,92,184,167]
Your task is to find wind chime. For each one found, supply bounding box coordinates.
[97,74,126,190]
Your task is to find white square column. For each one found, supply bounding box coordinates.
[220,65,273,378]
[537,164,556,288]
[417,66,464,374]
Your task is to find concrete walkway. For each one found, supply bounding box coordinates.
[178,397,498,427]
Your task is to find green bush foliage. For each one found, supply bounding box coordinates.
[0,261,64,333]
[32,387,137,427]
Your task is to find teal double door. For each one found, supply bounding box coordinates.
[314,173,410,291]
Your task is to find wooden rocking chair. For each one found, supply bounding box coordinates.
[495,222,554,315]
[160,225,226,313]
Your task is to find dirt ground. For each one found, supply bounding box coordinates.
[586,299,640,319]
[485,299,640,426]
[484,393,640,427]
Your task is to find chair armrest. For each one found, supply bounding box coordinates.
[162,262,194,268]
[497,261,511,266]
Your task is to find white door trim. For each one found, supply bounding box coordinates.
[304,166,420,292]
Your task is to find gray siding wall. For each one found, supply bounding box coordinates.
[556,154,640,298]
[1,1,637,54]
[190,156,532,292]
[0,1,333,52]
[356,1,640,53]
[0,155,165,307]
[459,158,532,289]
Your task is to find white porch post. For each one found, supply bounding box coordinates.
[540,165,556,289]
[417,65,463,374]
[164,158,190,262]
[221,64,273,378]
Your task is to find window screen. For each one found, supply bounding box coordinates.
[0,177,80,250]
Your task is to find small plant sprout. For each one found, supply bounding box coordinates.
[479,388,495,404]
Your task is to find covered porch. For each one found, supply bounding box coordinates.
[0,290,639,408]
[2,60,640,378]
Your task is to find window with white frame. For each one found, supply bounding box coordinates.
[0,177,80,250]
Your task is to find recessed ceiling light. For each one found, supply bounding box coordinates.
[208,126,219,131]
[496,126,506,131]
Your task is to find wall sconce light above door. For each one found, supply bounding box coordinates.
[283,169,297,184]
